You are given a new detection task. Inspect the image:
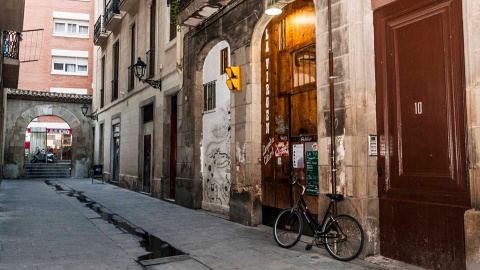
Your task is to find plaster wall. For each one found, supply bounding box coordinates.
[201,41,231,215]
[93,0,181,199]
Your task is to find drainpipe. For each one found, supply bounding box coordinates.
[327,0,338,215]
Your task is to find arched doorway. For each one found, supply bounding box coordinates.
[201,40,232,215]
[3,99,91,179]
[260,0,317,223]
[25,116,72,162]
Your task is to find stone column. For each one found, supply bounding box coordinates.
[316,0,379,256]
[463,1,480,269]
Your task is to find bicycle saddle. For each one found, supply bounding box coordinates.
[326,193,344,201]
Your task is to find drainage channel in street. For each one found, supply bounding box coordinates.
[44,180,186,266]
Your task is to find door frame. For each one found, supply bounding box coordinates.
[138,97,156,193]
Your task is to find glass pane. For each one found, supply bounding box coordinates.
[67,24,77,34]
[79,26,88,34]
[293,44,316,90]
[53,63,64,70]
[78,65,87,71]
[65,64,76,72]
[54,23,65,33]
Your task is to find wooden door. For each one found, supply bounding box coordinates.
[261,0,317,220]
[143,135,151,193]
[374,0,469,269]
[170,95,177,199]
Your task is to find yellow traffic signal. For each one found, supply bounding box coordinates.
[225,66,241,92]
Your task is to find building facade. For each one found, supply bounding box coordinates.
[19,0,95,95]
[90,0,480,269]
[92,0,182,198]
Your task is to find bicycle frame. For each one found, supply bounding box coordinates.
[293,183,337,237]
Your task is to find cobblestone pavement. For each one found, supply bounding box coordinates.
[0,179,423,270]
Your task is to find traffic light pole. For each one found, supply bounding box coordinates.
[328,0,338,216]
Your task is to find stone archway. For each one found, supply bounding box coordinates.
[3,90,92,179]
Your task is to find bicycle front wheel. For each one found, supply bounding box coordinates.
[273,208,303,248]
[323,215,364,261]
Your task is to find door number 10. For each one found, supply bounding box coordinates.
[415,102,423,115]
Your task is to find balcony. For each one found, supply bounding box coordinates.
[118,0,136,12]
[177,0,233,27]
[94,16,108,46]
[2,30,22,88]
[104,0,122,32]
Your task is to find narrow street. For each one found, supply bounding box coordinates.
[0,179,418,270]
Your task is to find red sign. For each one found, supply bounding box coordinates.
[26,128,71,135]
[47,129,71,135]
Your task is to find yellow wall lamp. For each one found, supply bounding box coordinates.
[226,66,241,92]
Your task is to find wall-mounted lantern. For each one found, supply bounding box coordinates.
[265,0,283,16]
[81,104,98,120]
[133,57,162,90]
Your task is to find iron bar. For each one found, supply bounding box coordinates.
[328,0,338,215]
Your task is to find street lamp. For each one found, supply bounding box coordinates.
[81,104,98,120]
[133,57,162,90]
[265,0,283,16]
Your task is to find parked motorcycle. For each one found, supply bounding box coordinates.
[30,149,57,163]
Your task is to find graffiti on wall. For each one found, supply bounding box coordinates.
[203,106,231,206]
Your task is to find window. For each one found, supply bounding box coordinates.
[128,23,136,90]
[169,6,176,41]
[100,56,105,108]
[220,47,229,75]
[53,19,89,37]
[148,0,156,78]
[143,104,154,123]
[112,40,119,101]
[51,56,88,75]
[203,81,216,112]
[293,44,316,91]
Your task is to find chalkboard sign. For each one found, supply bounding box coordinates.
[305,142,319,195]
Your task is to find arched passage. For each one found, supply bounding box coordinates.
[3,97,91,179]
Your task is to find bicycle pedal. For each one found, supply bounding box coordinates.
[305,244,312,251]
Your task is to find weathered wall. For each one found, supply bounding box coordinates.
[463,0,480,269]
[181,0,264,224]
[92,0,181,199]
[3,97,92,178]
[201,40,231,215]
[0,0,25,32]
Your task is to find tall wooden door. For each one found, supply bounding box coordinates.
[374,0,469,269]
[170,95,177,199]
[143,135,151,193]
[261,0,318,222]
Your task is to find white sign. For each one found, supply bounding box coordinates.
[368,135,377,156]
[293,144,304,168]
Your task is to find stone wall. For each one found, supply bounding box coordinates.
[3,96,92,178]
[463,0,480,269]
[180,0,264,224]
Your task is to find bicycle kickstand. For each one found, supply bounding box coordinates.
[305,237,315,251]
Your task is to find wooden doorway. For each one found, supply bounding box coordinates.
[261,0,317,223]
[374,0,469,269]
[143,134,151,193]
[170,95,178,199]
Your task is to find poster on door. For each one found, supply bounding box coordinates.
[306,142,319,195]
[293,144,304,168]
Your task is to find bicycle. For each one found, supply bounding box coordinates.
[273,175,364,261]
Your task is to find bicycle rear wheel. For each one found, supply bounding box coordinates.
[273,208,303,248]
[322,215,364,261]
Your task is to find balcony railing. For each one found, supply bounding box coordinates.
[146,49,155,79]
[94,16,105,43]
[2,30,22,59]
[104,0,120,26]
